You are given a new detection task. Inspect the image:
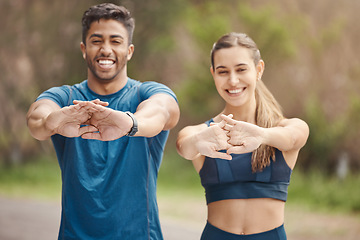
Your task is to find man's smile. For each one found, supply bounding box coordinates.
[96,59,116,70]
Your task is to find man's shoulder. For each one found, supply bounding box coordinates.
[130,79,173,92]
[136,80,176,101]
[36,80,87,106]
[43,80,86,93]
[127,78,163,89]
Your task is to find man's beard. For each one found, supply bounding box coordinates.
[86,54,127,82]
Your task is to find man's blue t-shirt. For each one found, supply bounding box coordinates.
[36,79,177,240]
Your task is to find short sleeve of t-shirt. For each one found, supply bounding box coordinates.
[138,81,177,103]
[36,85,72,108]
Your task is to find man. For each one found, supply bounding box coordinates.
[26,3,180,240]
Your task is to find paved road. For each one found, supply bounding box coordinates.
[2,196,360,240]
[0,197,201,240]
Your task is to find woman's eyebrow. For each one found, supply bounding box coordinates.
[215,63,247,70]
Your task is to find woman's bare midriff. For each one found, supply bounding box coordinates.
[207,198,285,235]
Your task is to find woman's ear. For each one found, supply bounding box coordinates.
[210,66,215,77]
[256,60,265,80]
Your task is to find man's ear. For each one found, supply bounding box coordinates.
[127,44,135,61]
[80,42,86,60]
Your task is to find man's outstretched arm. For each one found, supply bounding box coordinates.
[26,99,102,140]
[27,99,62,140]
[133,93,180,137]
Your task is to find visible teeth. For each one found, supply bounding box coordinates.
[228,89,243,94]
[98,60,114,65]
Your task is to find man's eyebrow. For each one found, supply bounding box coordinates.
[89,34,124,39]
[110,35,124,39]
[89,34,103,39]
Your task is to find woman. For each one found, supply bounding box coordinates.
[176,32,309,240]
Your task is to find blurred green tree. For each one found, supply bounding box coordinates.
[0,0,359,175]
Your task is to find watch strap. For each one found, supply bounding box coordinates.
[125,111,138,136]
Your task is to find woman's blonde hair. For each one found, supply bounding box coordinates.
[211,32,284,172]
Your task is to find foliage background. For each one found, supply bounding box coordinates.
[1,0,360,184]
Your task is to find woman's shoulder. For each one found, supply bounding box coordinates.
[278,118,309,130]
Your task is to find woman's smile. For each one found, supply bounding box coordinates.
[226,87,246,96]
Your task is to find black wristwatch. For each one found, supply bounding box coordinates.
[125,111,138,136]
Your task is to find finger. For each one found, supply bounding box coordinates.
[73,101,91,110]
[72,104,82,110]
[209,121,225,127]
[210,151,232,160]
[89,102,106,109]
[99,102,109,107]
[217,119,227,129]
[83,105,100,113]
[81,132,102,140]
[75,105,97,114]
[73,100,86,105]
[225,142,233,150]
[221,113,233,119]
[227,146,251,155]
[79,125,99,135]
[220,114,236,125]
[91,99,101,104]
[77,102,105,113]
[73,100,109,108]
[227,136,241,146]
[91,99,109,106]
[223,124,233,132]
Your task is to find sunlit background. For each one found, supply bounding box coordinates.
[1,0,359,239]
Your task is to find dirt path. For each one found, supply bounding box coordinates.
[1,196,359,240]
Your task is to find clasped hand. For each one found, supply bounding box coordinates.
[195,114,265,160]
[46,99,133,141]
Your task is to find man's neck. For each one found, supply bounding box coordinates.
[87,73,128,95]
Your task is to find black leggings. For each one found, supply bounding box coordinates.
[200,222,287,240]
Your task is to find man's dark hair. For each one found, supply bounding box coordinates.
[81,3,135,45]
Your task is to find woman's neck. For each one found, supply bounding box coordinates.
[222,100,257,124]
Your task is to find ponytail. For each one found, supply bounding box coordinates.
[252,80,284,172]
